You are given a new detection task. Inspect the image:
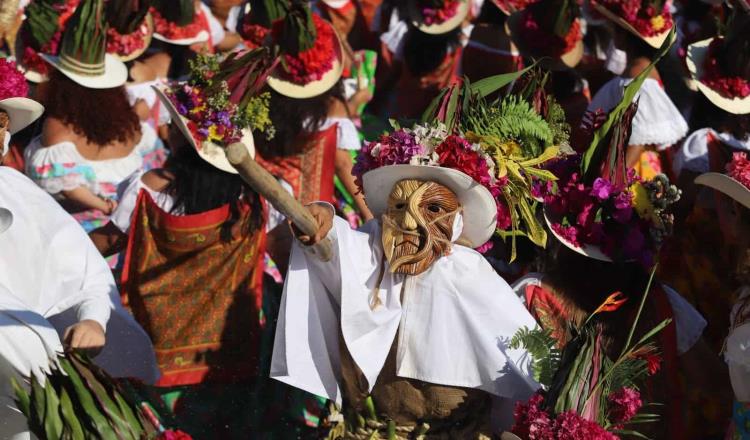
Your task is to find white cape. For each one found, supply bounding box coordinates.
[0,168,158,383]
[271,216,539,405]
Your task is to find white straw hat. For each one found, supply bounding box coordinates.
[0,97,44,134]
[407,0,470,35]
[686,38,750,115]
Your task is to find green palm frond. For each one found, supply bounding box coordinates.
[510,326,562,388]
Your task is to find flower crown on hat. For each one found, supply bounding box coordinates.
[697,13,750,100]
[515,0,582,60]
[356,66,568,255]
[19,0,79,78]
[541,29,681,266]
[728,152,750,189]
[595,0,672,38]
[415,0,463,26]
[165,49,276,146]
[492,0,539,15]
[105,0,153,61]
[270,5,338,86]
[150,0,205,42]
[0,59,30,101]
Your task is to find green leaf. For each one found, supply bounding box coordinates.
[43,376,63,440]
[30,375,46,433]
[58,357,118,439]
[581,28,675,176]
[469,62,538,98]
[12,376,31,418]
[59,387,86,440]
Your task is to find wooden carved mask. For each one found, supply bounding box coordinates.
[381,179,461,275]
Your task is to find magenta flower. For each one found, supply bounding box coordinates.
[608,387,643,425]
[591,178,614,200]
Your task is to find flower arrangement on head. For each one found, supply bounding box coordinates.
[695,151,750,211]
[266,1,343,99]
[539,29,680,267]
[105,0,153,62]
[491,0,539,16]
[149,0,208,45]
[506,281,670,439]
[13,351,194,440]
[686,11,750,115]
[0,58,29,101]
[408,0,469,34]
[508,0,583,68]
[0,56,45,144]
[154,48,277,173]
[355,64,569,256]
[592,0,673,48]
[18,0,79,82]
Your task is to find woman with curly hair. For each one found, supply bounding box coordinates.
[25,69,166,233]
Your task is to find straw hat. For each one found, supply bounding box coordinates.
[363,165,497,248]
[686,38,750,115]
[154,87,255,174]
[695,171,750,209]
[267,10,344,99]
[407,0,470,35]
[591,2,672,49]
[0,98,44,135]
[150,1,209,45]
[42,0,127,89]
[108,14,154,62]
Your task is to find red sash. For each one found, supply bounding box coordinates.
[256,124,338,205]
[121,191,266,387]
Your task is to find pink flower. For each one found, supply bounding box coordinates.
[591,178,614,200]
[727,152,750,190]
[608,387,643,425]
[158,430,193,440]
[555,410,618,440]
[511,393,554,439]
[552,223,581,247]
[0,59,29,100]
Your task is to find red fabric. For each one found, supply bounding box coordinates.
[121,191,266,387]
[255,124,338,204]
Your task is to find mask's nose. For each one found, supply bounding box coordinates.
[400,210,418,231]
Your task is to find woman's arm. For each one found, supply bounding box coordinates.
[61,186,116,215]
[89,222,129,257]
[334,149,373,221]
[625,144,646,170]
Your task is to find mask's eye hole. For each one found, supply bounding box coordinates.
[427,204,441,213]
[395,203,406,209]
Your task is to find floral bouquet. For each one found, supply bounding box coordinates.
[416,64,568,257]
[105,0,153,62]
[19,0,79,79]
[13,351,192,440]
[506,271,670,439]
[271,8,337,85]
[416,0,462,26]
[513,0,582,62]
[541,27,679,265]
[700,37,750,99]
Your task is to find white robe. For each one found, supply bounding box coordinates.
[0,168,158,439]
[271,214,539,408]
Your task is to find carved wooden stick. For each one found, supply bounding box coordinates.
[226,142,333,262]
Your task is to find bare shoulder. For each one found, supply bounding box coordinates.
[41,117,75,147]
[141,169,173,192]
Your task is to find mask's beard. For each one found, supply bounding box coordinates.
[381,180,460,275]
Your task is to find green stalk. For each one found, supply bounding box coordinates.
[622,263,658,356]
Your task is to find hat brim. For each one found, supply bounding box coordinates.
[695,172,750,210]
[152,29,209,46]
[112,14,154,62]
[267,21,344,99]
[41,53,128,89]
[490,0,513,16]
[362,165,497,248]
[409,0,470,35]
[687,38,750,115]
[543,209,614,262]
[153,86,255,174]
[592,3,671,49]
[506,14,583,69]
[0,98,45,134]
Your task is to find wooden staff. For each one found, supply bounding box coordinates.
[226,142,333,262]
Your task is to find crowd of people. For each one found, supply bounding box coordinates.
[0,0,748,439]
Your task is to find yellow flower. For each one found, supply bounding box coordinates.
[207,125,222,143]
[650,15,665,32]
[630,182,659,224]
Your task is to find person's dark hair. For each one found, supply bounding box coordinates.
[690,92,750,141]
[254,79,345,159]
[476,1,507,25]
[41,70,141,146]
[403,26,462,77]
[163,131,264,241]
[614,27,657,60]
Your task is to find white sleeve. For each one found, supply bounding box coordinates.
[110,171,145,233]
[200,2,226,45]
[672,128,712,177]
[627,79,688,149]
[225,5,241,33]
[334,118,362,151]
[266,178,294,231]
[662,284,706,355]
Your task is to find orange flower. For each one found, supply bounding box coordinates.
[592,291,628,316]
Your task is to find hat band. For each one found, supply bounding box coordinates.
[59,53,106,77]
